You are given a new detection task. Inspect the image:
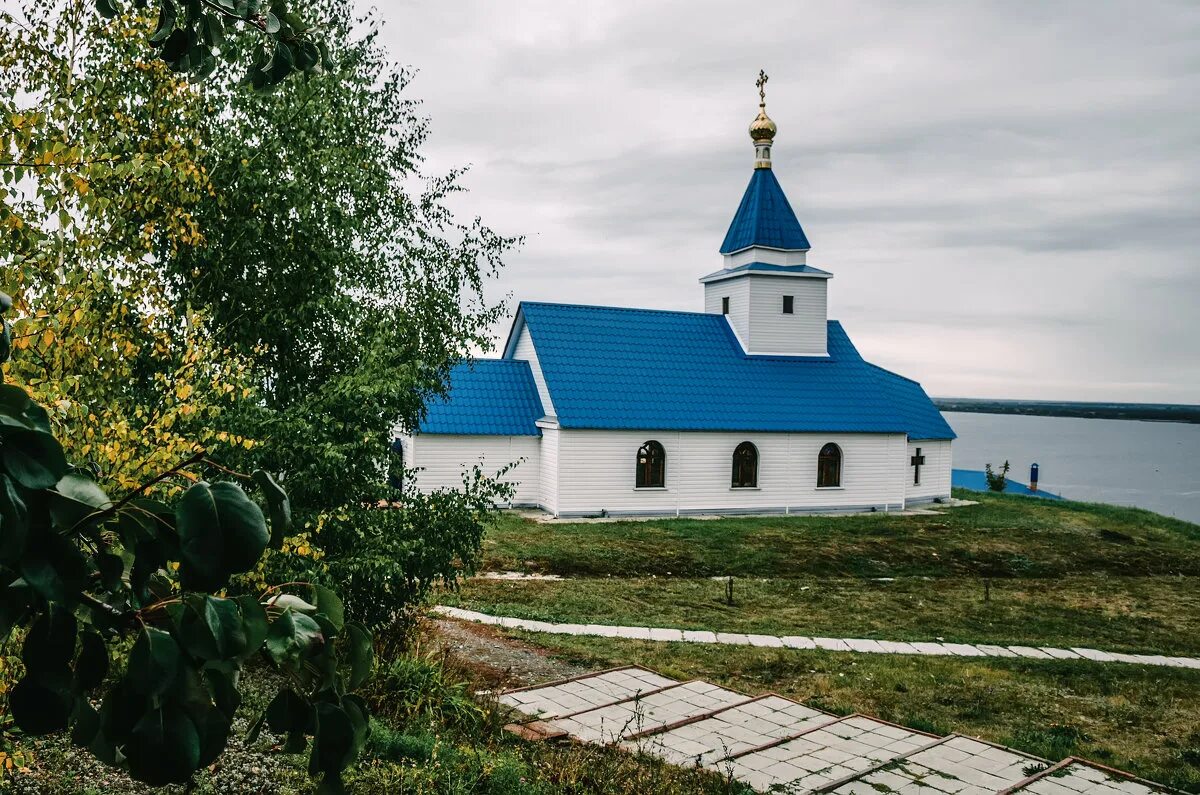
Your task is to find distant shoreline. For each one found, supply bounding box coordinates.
[934,398,1200,424]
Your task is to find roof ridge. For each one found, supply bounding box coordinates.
[864,361,923,388]
[521,300,719,319]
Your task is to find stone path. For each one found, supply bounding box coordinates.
[433,606,1200,670]
[498,665,1179,793]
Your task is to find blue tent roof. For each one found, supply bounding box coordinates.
[418,359,543,435]
[508,302,954,439]
[719,168,811,254]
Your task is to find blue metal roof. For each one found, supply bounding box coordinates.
[719,168,811,254]
[418,359,543,435]
[511,302,955,440]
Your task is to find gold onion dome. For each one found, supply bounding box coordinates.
[750,108,776,142]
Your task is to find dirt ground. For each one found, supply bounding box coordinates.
[427,617,589,691]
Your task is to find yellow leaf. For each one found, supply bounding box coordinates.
[41,329,54,347]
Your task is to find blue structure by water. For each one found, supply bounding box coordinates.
[952,469,1062,499]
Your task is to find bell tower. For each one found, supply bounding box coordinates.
[701,71,832,357]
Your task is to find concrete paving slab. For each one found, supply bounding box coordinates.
[717,715,934,792]
[780,635,817,649]
[549,680,751,744]
[498,666,678,719]
[1002,758,1175,794]
[623,694,834,767]
[825,734,1044,794]
[813,637,850,652]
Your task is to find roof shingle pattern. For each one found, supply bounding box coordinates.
[719,168,812,253]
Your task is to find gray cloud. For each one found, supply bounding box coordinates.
[375,0,1200,403]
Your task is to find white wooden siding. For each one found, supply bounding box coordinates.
[410,435,541,507]
[704,274,827,356]
[554,430,907,516]
[726,247,807,267]
[539,427,560,515]
[746,276,827,356]
[704,278,750,343]
[512,326,555,418]
[905,439,952,503]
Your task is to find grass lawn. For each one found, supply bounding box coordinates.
[446,574,1200,655]
[506,632,1200,793]
[479,491,1200,579]
[450,490,1200,792]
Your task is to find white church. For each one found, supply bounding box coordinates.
[398,78,955,517]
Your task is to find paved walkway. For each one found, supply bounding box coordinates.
[498,665,1176,793]
[433,606,1200,670]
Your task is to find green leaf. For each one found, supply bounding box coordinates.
[119,497,172,546]
[309,702,354,776]
[125,703,201,786]
[128,627,180,697]
[0,384,52,432]
[236,595,268,659]
[203,595,248,658]
[205,666,241,721]
[265,608,324,667]
[149,0,177,44]
[74,628,109,691]
[194,706,232,769]
[2,428,68,489]
[201,12,224,47]
[49,472,112,529]
[345,622,372,690]
[311,584,344,632]
[245,711,266,744]
[96,550,123,588]
[70,698,101,747]
[251,469,290,548]
[21,530,91,603]
[341,694,370,757]
[23,605,77,674]
[264,11,280,33]
[176,481,268,591]
[95,0,120,18]
[10,673,73,735]
[0,473,29,564]
[265,687,309,734]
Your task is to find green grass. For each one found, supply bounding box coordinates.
[447,574,1200,655]
[506,632,1200,793]
[448,491,1200,792]
[480,491,1200,579]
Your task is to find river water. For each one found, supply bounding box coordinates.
[943,412,1200,524]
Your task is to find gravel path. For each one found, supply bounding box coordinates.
[429,616,589,689]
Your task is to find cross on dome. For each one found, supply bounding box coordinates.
[749,69,777,168]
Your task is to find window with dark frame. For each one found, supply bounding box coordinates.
[636,440,666,488]
[731,442,758,488]
[782,295,794,314]
[721,296,730,315]
[817,443,842,488]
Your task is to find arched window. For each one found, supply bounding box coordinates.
[817,443,842,488]
[636,440,666,488]
[731,442,758,488]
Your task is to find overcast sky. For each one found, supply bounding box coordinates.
[374,1,1199,403]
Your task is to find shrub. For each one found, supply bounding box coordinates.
[984,460,1011,492]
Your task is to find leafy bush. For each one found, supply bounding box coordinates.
[304,469,515,634]
[0,296,371,791]
[984,460,1011,492]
